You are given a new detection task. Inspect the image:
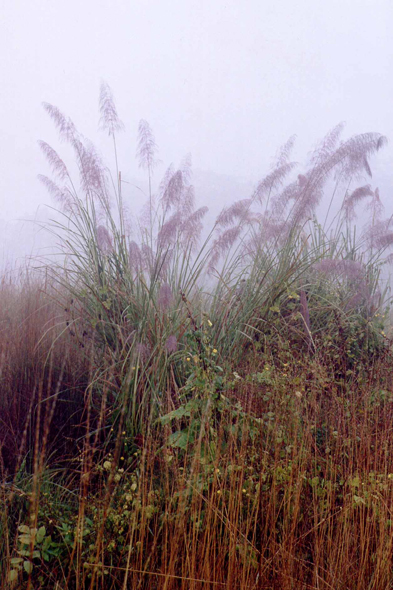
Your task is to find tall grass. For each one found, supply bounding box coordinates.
[1,84,393,589]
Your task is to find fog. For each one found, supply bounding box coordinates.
[1,0,393,265]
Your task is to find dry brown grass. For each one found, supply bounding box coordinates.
[2,270,393,589]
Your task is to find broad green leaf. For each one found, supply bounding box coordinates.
[36,526,46,544]
[185,399,200,412]
[168,429,190,450]
[8,570,18,582]
[42,536,52,551]
[18,525,30,534]
[159,406,190,425]
[23,561,33,574]
[10,557,23,565]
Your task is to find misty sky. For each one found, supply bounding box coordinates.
[1,0,393,241]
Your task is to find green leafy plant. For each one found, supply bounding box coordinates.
[8,524,57,583]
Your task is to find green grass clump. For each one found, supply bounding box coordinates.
[1,86,393,589]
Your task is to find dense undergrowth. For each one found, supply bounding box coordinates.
[2,85,393,589]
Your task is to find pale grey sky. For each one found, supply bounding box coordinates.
[1,0,392,232]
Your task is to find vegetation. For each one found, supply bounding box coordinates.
[1,84,393,589]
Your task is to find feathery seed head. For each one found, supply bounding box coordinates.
[158,283,174,311]
[99,81,124,135]
[165,335,178,353]
[136,119,158,171]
